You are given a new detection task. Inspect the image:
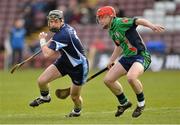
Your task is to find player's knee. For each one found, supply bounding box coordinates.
[37,76,47,85]
[70,94,80,101]
[104,77,113,86]
[127,75,136,84]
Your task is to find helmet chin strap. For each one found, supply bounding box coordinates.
[108,16,114,29]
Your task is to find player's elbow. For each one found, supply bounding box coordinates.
[135,18,143,25]
[42,48,55,58]
[42,51,53,58]
[135,18,148,25]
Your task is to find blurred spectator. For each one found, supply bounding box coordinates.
[63,6,74,24]
[0,42,4,52]
[62,0,97,25]
[156,0,173,1]
[117,9,125,17]
[9,18,26,65]
[31,0,47,13]
[63,0,81,24]
[87,4,96,24]
[4,35,12,70]
[80,1,96,24]
[17,0,56,35]
[71,8,83,24]
[33,10,46,29]
[113,3,125,17]
[88,37,107,69]
[30,0,47,30]
[0,43,4,70]
[23,6,34,35]
[45,0,57,14]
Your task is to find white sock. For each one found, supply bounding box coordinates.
[72,109,81,114]
[41,94,50,100]
[122,100,129,106]
[138,100,145,107]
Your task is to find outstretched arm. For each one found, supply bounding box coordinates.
[135,18,165,33]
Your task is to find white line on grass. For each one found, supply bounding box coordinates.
[85,106,180,115]
[1,106,180,118]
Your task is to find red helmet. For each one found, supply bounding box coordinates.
[96,6,116,18]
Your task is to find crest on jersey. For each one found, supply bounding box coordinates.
[122,18,129,23]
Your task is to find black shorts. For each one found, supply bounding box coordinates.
[54,57,89,86]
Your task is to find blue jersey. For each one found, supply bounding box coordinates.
[10,27,26,49]
[49,24,86,67]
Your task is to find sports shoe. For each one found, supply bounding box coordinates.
[29,96,51,107]
[132,105,145,118]
[115,101,132,117]
[65,110,81,117]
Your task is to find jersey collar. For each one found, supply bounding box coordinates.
[109,17,117,30]
[59,24,65,30]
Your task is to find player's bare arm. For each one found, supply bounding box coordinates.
[39,32,56,58]
[135,18,165,33]
[108,44,122,69]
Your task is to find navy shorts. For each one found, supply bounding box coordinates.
[119,52,151,72]
[54,57,89,86]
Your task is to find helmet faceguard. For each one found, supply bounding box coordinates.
[47,10,64,32]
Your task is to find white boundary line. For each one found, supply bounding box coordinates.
[0,106,180,118]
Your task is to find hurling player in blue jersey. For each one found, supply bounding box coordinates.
[29,10,89,117]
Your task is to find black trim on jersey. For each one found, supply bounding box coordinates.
[125,26,146,54]
[132,17,138,28]
[114,40,120,46]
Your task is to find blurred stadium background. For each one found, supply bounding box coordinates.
[0,0,180,124]
[0,0,180,70]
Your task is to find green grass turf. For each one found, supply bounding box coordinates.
[0,69,180,124]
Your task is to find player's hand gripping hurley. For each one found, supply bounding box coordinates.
[10,32,51,74]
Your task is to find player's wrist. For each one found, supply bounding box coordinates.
[109,58,115,63]
[40,38,47,47]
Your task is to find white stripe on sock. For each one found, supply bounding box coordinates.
[138,100,145,107]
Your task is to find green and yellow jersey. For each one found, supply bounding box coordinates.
[109,17,147,57]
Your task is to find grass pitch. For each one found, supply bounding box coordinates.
[0,69,180,124]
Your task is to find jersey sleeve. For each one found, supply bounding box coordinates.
[48,33,69,51]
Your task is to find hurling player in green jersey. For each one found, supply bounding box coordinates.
[96,6,165,118]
